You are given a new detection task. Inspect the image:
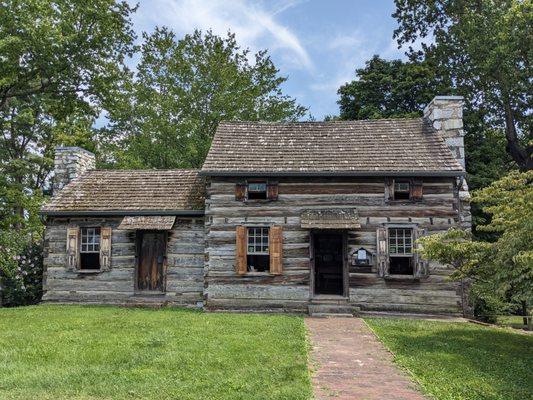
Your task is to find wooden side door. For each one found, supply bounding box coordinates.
[137,231,167,291]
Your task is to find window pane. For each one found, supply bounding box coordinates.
[248,183,267,192]
[80,227,101,253]
[247,227,269,255]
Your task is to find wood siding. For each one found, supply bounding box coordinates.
[42,217,205,306]
[205,176,465,315]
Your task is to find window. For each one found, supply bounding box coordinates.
[394,181,411,200]
[388,228,413,275]
[247,227,269,272]
[235,181,278,201]
[247,182,267,200]
[80,227,101,270]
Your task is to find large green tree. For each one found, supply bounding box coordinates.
[0,0,136,200]
[0,0,137,304]
[104,28,307,169]
[393,0,532,170]
[337,55,449,120]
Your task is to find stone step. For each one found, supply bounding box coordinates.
[308,303,360,316]
[310,313,354,318]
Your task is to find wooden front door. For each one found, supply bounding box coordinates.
[137,231,166,291]
[313,232,345,295]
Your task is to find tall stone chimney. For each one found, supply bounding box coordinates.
[423,95,465,169]
[52,147,95,193]
[424,96,471,230]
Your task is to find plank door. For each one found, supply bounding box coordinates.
[137,232,166,291]
[313,232,344,295]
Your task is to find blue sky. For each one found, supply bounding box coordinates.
[129,0,409,119]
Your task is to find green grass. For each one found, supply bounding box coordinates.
[0,305,311,400]
[365,318,533,400]
[496,315,532,330]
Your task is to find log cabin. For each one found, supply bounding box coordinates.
[41,96,472,316]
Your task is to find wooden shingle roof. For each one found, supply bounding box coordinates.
[41,169,205,215]
[201,118,464,176]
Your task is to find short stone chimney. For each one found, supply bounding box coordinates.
[423,96,465,169]
[53,147,95,193]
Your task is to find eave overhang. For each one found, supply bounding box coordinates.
[199,170,466,177]
[39,209,205,217]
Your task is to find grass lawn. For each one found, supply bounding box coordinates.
[366,318,533,400]
[496,315,532,331]
[0,305,311,400]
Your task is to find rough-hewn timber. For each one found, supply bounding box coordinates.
[43,217,205,306]
[204,176,465,315]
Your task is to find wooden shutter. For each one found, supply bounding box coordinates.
[100,227,112,271]
[413,227,428,278]
[66,227,79,270]
[269,226,283,275]
[376,227,389,277]
[411,180,423,201]
[267,181,279,200]
[235,182,247,201]
[235,225,247,274]
[385,178,394,202]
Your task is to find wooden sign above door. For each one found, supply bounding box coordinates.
[118,216,176,230]
[300,208,360,229]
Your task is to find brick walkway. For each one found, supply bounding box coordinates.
[305,318,427,400]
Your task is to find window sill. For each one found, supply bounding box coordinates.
[76,269,102,274]
[243,199,275,203]
[384,274,420,282]
[242,271,278,276]
[386,199,422,204]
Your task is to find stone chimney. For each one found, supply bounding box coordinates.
[424,96,471,229]
[423,96,465,169]
[52,147,95,193]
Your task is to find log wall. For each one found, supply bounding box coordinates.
[42,217,205,306]
[205,176,466,315]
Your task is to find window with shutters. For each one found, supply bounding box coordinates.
[388,228,413,275]
[247,227,270,272]
[247,182,267,200]
[386,179,423,202]
[80,227,101,270]
[235,180,278,201]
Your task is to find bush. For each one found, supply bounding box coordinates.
[0,237,43,307]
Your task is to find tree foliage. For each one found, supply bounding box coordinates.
[0,0,137,305]
[337,55,449,120]
[418,171,533,318]
[104,28,307,169]
[393,0,532,170]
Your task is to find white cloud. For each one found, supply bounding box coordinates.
[309,30,374,94]
[132,0,313,71]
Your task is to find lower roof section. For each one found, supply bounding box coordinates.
[40,210,204,217]
[41,169,206,215]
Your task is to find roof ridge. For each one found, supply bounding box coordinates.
[87,168,200,173]
[218,117,425,125]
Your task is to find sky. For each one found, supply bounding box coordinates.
[128,0,409,120]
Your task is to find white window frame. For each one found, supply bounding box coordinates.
[247,227,269,255]
[80,227,101,254]
[388,227,413,256]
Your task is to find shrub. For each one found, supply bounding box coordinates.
[0,235,43,307]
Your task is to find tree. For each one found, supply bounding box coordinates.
[104,28,307,169]
[0,0,137,305]
[0,0,136,194]
[419,171,533,322]
[393,0,532,170]
[337,55,450,120]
